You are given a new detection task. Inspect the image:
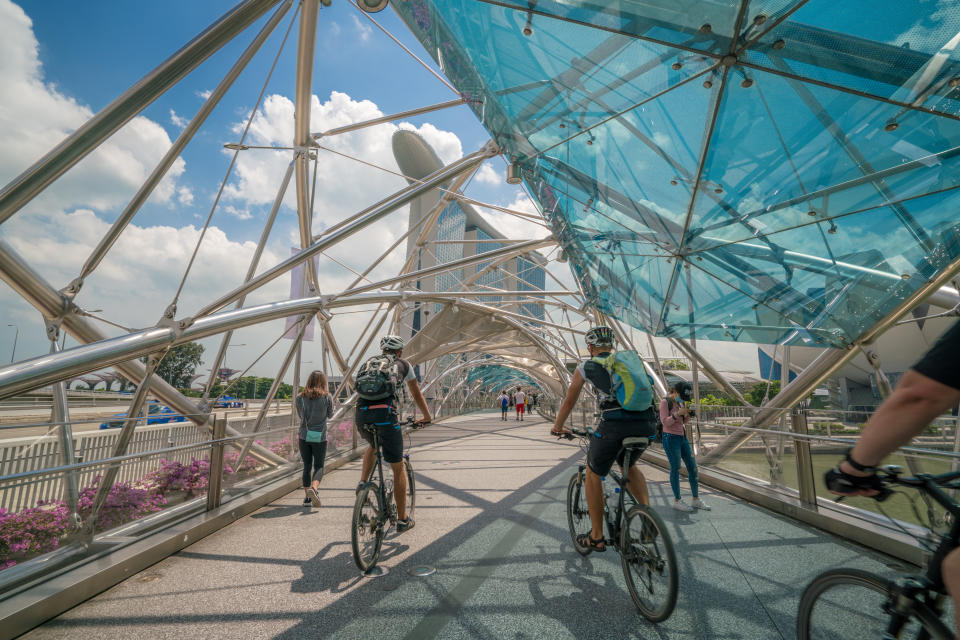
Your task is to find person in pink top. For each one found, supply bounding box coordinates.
[660,381,710,512]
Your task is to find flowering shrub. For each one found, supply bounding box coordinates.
[144,458,210,497]
[0,502,71,570]
[328,421,354,450]
[268,436,296,461]
[0,476,165,571]
[223,450,260,474]
[76,476,166,533]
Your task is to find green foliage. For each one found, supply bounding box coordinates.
[746,381,780,406]
[661,358,689,371]
[216,376,294,400]
[151,342,204,389]
[699,393,738,406]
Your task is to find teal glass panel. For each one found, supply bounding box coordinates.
[393,0,960,346]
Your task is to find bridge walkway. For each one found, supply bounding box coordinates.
[22,413,900,639]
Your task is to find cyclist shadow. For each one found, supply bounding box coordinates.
[250,504,318,519]
[290,539,410,595]
[527,556,669,639]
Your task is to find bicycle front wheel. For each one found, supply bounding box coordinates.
[566,470,591,556]
[351,484,384,572]
[405,458,415,520]
[797,569,948,639]
[620,505,678,622]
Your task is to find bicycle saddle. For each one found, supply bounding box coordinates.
[622,437,649,449]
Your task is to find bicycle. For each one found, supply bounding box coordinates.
[351,416,422,572]
[797,465,960,639]
[562,427,679,622]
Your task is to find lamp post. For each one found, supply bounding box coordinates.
[7,324,17,363]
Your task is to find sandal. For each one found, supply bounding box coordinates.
[576,533,606,553]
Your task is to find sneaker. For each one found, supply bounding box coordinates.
[309,488,322,508]
[691,498,711,511]
[671,500,694,512]
[396,517,415,533]
[302,496,311,506]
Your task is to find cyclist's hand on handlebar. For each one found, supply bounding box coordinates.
[824,465,889,500]
[550,426,573,440]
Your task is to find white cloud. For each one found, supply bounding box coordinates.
[0,0,186,212]
[177,186,194,206]
[350,14,372,42]
[197,89,212,100]
[475,162,501,185]
[169,108,188,129]
[223,204,252,220]
[329,21,341,38]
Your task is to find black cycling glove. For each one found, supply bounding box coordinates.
[824,466,890,500]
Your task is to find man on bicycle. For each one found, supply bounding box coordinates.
[357,335,432,533]
[826,320,960,629]
[551,326,657,552]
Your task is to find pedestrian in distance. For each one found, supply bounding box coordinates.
[660,381,710,512]
[296,370,334,508]
[515,386,526,421]
[498,390,510,421]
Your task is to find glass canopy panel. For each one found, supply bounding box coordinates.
[742,1,960,118]
[394,1,960,346]
[686,67,960,251]
[478,0,743,53]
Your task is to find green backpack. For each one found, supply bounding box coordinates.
[592,350,654,412]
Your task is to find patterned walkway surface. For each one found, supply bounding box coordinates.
[24,413,898,640]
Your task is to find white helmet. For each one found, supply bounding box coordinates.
[379,335,405,352]
[585,326,614,346]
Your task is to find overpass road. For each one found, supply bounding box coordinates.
[22,413,901,639]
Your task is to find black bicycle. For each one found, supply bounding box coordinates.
[797,465,960,639]
[351,417,421,572]
[564,427,679,622]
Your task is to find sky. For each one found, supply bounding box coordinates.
[0,0,762,388]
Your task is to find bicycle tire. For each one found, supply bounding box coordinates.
[620,505,678,622]
[566,471,591,556]
[351,484,384,572]
[797,568,953,640]
[405,458,416,520]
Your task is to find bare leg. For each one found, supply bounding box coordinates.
[626,463,649,506]
[391,460,407,521]
[941,547,960,632]
[584,467,606,543]
[360,446,374,483]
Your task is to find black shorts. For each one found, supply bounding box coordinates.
[359,422,403,463]
[913,320,960,390]
[587,409,657,476]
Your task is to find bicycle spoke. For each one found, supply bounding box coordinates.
[620,505,678,622]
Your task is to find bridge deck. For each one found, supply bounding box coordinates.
[22,413,901,639]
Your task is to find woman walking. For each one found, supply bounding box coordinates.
[660,382,710,512]
[296,371,334,507]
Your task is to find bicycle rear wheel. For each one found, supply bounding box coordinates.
[620,505,678,622]
[566,470,591,556]
[797,569,949,639]
[405,458,415,520]
[351,484,384,572]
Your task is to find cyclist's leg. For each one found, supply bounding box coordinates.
[358,427,376,482]
[585,424,621,543]
[379,424,407,520]
[679,436,699,498]
[941,547,960,631]
[626,462,650,506]
[583,467,606,542]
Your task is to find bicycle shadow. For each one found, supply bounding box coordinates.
[250,504,318,519]
[526,556,671,640]
[290,539,410,595]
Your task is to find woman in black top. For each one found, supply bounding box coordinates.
[296,371,333,507]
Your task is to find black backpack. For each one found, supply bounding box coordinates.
[355,354,402,403]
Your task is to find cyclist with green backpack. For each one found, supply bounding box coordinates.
[551,326,657,552]
[355,335,431,533]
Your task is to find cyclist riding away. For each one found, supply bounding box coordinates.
[551,326,657,552]
[356,335,432,533]
[825,319,960,630]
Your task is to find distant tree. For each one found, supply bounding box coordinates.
[661,358,690,371]
[150,342,204,389]
[746,381,780,407]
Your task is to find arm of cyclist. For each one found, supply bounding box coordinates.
[550,369,585,438]
[827,369,960,496]
[406,378,432,424]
